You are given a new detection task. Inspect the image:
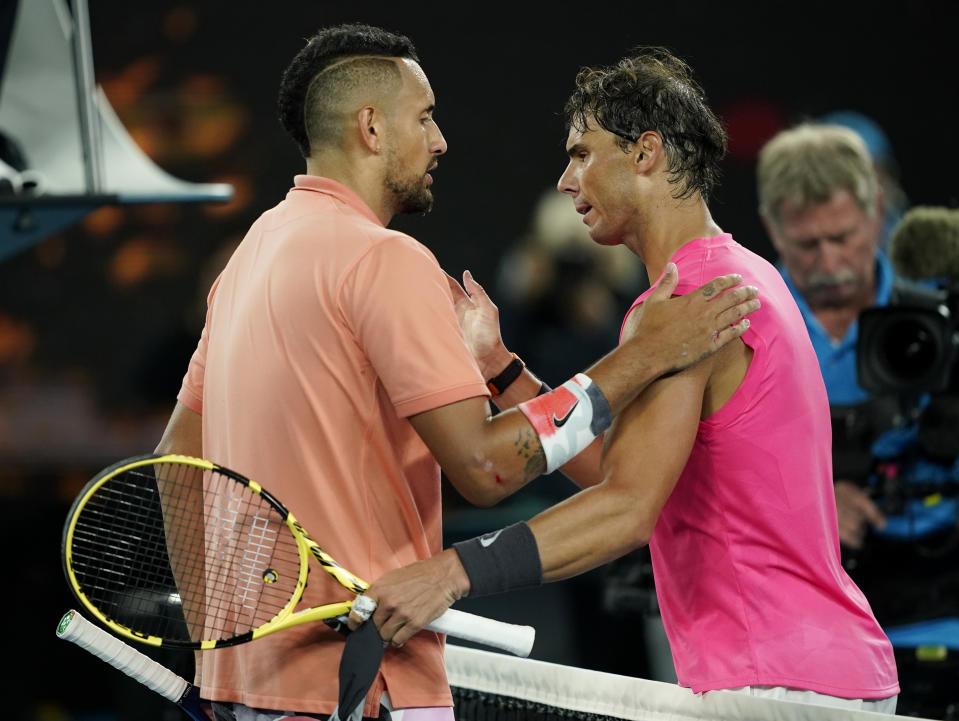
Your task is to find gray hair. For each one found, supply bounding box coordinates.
[757,122,879,229]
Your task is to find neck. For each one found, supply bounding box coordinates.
[306,154,394,225]
[634,194,723,284]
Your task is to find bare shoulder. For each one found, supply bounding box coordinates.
[620,301,646,343]
[622,295,749,390]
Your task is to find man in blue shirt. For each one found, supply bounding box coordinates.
[755,122,958,625]
[757,123,896,546]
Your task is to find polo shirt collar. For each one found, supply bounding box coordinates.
[291,174,384,227]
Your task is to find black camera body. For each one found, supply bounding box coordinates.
[857,284,957,396]
[856,281,959,466]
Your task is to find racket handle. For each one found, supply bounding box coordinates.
[426,607,535,657]
[56,610,198,711]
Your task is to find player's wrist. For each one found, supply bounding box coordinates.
[624,327,675,381]
[479,346,517,385]
[452,522,542,598]
[438,547,472,599]
[486,352,525,396]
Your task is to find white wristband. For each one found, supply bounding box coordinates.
[517,373,612,473]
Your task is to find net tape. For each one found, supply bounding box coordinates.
[445,645,925,721]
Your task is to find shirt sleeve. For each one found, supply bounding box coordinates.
[339,234,489,417]
[176,273,222,414]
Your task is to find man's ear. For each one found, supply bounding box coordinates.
[357,106,382,153]
[634,130,663,172]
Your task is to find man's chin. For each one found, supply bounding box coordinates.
[399,190,434,215]
[808,287,856,308]
[587,226,621,247]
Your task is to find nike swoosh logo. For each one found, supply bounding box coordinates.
[553,402,579,428]
[480,530,503,547]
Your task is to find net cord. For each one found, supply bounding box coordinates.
[444,645,920,721]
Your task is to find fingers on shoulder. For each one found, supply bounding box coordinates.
[696,273,743,299]
[711,318,751,350]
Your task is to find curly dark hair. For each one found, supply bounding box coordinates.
[277,23,419,158]
[563,46,727,201]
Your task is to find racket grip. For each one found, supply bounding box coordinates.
[57,610,192,704]
[426,607,535,657]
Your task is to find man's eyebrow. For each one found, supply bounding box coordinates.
[566,142,585,157]
[423,103,436,114]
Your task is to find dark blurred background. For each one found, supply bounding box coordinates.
[2,1,958,719]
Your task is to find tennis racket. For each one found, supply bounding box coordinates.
[57,609,205,721]
[62,453,534,657]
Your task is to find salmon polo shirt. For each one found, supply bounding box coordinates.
[178,175,489,715]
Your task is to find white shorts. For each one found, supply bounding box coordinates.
[722,685,898,715]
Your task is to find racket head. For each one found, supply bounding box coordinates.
[62,454,309,649]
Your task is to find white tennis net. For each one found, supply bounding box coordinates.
[445,645,933,721]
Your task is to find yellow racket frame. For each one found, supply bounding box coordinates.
[63,454,367,649]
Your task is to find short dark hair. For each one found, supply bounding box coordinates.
[563,46,727,201]
[277,23,419,158]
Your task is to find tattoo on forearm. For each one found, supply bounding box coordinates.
[513,428,528,456]
[514,428,546,479]
[524,452,546,479]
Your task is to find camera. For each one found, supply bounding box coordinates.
[857,289,958,396]
[856,280,959,466]
[861,205,959,397]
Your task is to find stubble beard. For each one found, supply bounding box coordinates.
[385,149,434,215]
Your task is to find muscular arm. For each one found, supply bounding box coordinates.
[418,268,756,501]
[155,400,203,457]
[152,400,206,696]
[529,304,719,580]
[408,377,607,505]
[532,303,750,580]
[363,299,752,643]
[367,356,710,644]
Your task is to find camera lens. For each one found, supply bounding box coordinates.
[878,317,941,383]
[857,304,955,394]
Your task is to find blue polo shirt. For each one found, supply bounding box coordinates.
[780,253,958,539]
[779,252,895,406]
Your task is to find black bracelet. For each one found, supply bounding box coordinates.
[486,353,525,396]
[537,382,551,396]
[452,522,543,598]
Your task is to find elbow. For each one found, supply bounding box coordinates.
[627,517,654,551]
[626,498,659,551]
[449,474,515,508]
[602,512,653,562]
[459,489,503,508]
[443,455,521,508]
[600,485,658,553]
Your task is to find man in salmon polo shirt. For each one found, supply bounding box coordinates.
[360,47,900,713]
[153,24,759,721]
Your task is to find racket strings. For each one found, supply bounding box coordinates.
[69,462,302,645]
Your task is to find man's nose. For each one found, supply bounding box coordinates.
[818,241,843,274]
[431,123,448,155]
[557,163,576,195]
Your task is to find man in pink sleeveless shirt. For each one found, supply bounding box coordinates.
[154,25,760,721]
[361,47,899,712]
